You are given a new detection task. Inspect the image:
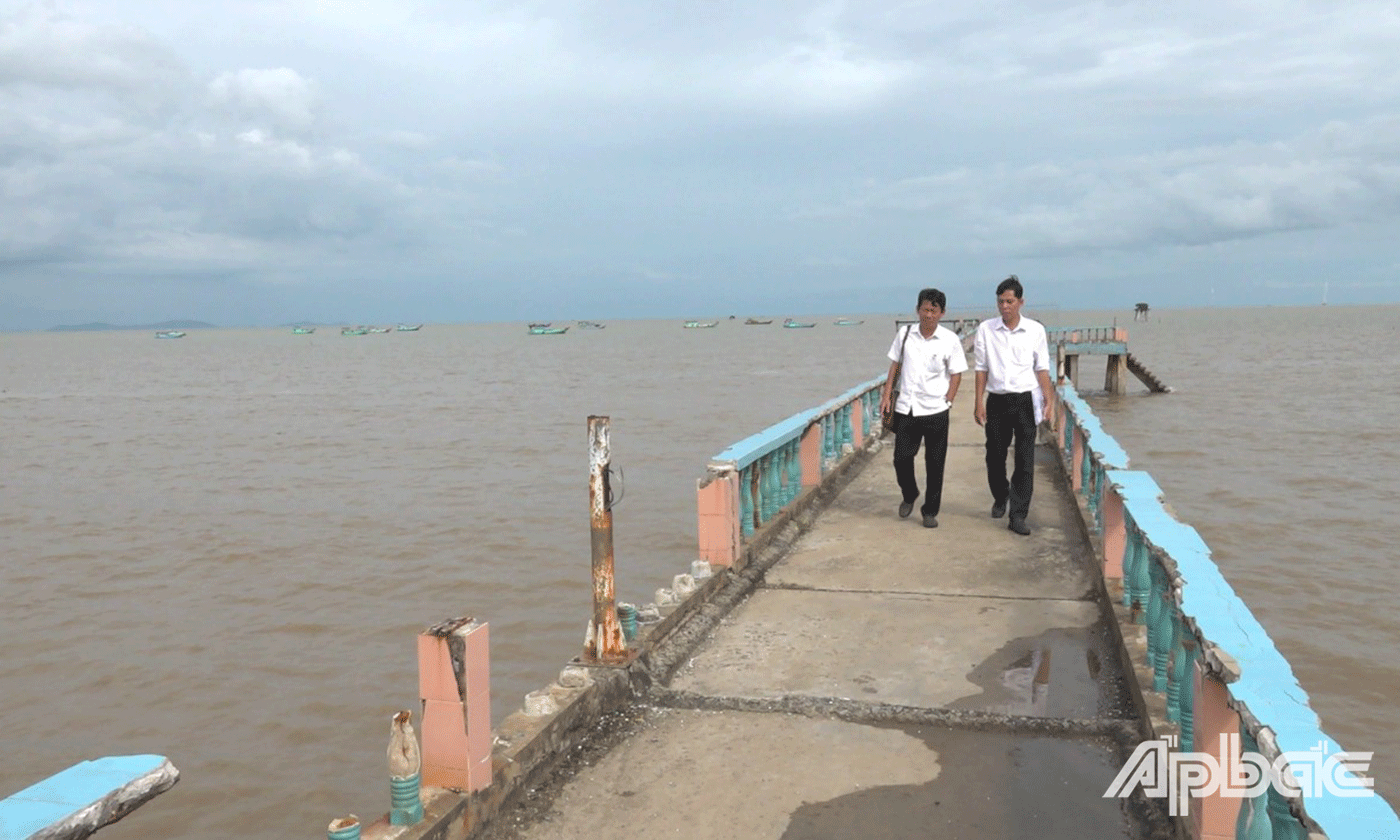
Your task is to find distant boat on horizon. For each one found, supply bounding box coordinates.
[154,330,186,339]
[832,318,864,326]
[683,320,718,328]
[783,319,816,329]
[576,321,605,329]
[292,326,315,334]
[396,323,422,331]
[744,318,773,325]
[341,327,368,336]
[529,325,568,335]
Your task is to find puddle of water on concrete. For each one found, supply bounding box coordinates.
[778,726,1166,840]
[949,615,1134,719]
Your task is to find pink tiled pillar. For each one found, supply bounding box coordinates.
[1191,664,1243,840]
[696,470,740,567]
[851,401,865,447]
[799,425,823,488]
[418,620,492,792]
[1102,485,1125,579]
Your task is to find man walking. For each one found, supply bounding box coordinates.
[880,288,966,528]
[973,276,1054,536]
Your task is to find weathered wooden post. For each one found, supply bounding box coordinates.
[584,416,628,664]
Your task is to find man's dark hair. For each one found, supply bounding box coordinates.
[917,288,947,310]
[996,275,1023,299]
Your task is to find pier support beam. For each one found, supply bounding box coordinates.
[1063,354,1080,390]
[1105,354,1127,395]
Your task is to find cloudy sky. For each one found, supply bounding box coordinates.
[2,0,1398,329]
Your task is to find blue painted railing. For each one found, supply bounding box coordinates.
[0,755,178,840]
[1057,382,1399,839]
[709,376,884,538]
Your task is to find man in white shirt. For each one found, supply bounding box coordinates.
[973,276,1055,536]
[880,288,968,528]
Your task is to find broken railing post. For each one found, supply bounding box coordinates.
[584,415,628,664]
[387,710,424,826]
[327,815,361,840]
[417,616,492,792]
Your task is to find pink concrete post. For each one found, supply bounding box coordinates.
[799,425,823,488]
[417,618,492,792]
[851,400,865,446]
[696,470,740,567]
[1102,485,1125,579]
[1191,664,1243,840]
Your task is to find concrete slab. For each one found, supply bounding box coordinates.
[669,588,1113,717]
[768,444,1096,601]
[496,708,1145,840]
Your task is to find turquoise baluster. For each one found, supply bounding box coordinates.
[1122,521,1138,608]
[1176,636,1198,751]
[1063,415,1073,459]
[1236,729,1270,840]
[1267,786,1306,840]
[788,440,801,504]
[763,454,778,523]
[1080,438,1092,500]
[1129,529,1151,623]
[1166,610,1184,724]
[1149,562,1171,692]
[740,466,754,538]
[817,414,828,470]
[1143,547,1159,672]
[841,404,853,450]
[1091,463,1105,532]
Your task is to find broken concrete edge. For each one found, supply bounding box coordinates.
[27,758,179,840]
[358,439,878,840]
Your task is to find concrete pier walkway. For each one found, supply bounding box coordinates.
[482,414,1167,839]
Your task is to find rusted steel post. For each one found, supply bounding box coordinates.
[585,416,628,663]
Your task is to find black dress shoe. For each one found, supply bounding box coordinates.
[899,501,914,518]
[991,499,1008,519]
[1008,518,1030,536]
[923,513,938,528]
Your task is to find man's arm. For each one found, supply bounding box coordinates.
[947,372,962,406]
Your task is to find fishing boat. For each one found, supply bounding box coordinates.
[396,323,422,331]
[576,321,605,329]
[154,330,186,339]
[528,322,551,330]
[683,320,718,328]
[367,326,391,334]
[292,326,315,334]
[529,325,568,335]
[782,319,816,329]
[341,327,368,336]
[832,318,864,326]
[744,318,773,325]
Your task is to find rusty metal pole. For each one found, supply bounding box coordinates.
[585,416,628,663]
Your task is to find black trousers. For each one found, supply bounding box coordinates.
[984,391,1037,520]
[892,409,951,516]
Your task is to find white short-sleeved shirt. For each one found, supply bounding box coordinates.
[886,324,968,416]
[973,316,1051,394]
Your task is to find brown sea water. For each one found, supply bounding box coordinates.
[1,305,1396,836]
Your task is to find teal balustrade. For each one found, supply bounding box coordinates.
[708,376,884,539]
[1077,376,1400,838]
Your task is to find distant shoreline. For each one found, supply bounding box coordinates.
[46,320,218,332]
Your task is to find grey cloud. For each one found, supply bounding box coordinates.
[832,116,1400,257]
[208,68,319,133]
